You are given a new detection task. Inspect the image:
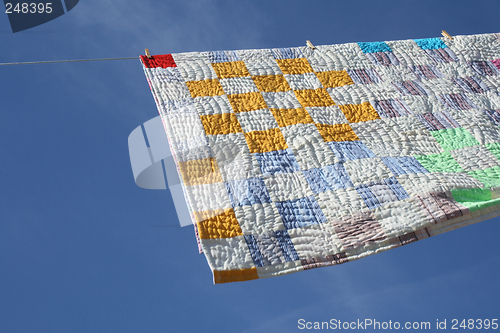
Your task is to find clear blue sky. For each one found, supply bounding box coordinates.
[1,1,499,332]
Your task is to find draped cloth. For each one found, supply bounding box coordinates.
[140,33,500,283]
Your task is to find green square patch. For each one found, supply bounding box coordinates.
[451,188,500,212]
[485,142,500,161]
[431,128,479,151]
[467,166,500,188]
[414,151,464,173]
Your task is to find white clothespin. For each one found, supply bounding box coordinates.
[306,40,316,50]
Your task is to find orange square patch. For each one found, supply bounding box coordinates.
[211,61,250,79]
[186,79,224,98]
[316,123,359,142]
[197,208,243,239]
[178,157,223,186]
[227,92,268,113]
[214,267,259,284]
[200,113,243,135]
[276,58,314,75]
[252,75,291,92]
[339,102,381,123]
[270,108,314,127]
[294,88,336,107]
[244,128,288,153]
[315,70,355,88]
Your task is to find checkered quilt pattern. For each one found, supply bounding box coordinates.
[141,33,500,284]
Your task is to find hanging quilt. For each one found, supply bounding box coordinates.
[140,32,500,283]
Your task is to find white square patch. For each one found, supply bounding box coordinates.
[344,157,393,185]
[306,43,374,71]
[284,72,323,90]
[187,182,232,213]
[386,39,431,67]
[235,108,279,133]
[450,145,500,171]
[306,106,349,125]
[208,133,262,181]
[219,76,259,95]
[401,95,449,114]
[234,203,284,235]
[194,95,233,115]
[288,223,342,259]
[315,187,368,220]
[264,171,313,202]
[201,236,255,270]
[261,90,302,109]
[173,52,218,81]
[280,123,338,170]
[373,199,432,237]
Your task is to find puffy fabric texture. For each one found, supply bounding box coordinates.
[140,32,500,283]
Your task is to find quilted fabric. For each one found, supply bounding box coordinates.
[141,32,500,284]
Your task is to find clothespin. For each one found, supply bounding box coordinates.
[441,30,453,40]
[306,40,316,50]
[145,48,152,59]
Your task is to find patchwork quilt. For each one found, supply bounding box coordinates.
[141,32,500,284]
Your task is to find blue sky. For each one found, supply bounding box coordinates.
[1,1,499,332]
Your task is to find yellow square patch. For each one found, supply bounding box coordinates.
[270,108,314,127]
[294,88,336,107]
[211,61,250,79]
[315,70,355,88]
[339,102,381,123]
[227,92,268,113]
[186,79,224,98]
[276,58,314,75]
[178,157,223,186]
[214,267,259,284]
[193,209,226,223]
[252,75,291,92]
[244,128,288,153]
[200,113,243,135]
[316,123,359,142]
[197,208,243,239]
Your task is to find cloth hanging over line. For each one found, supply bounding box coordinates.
[135,32,500,284]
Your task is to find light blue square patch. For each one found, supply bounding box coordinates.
[225,177,272,207]
[381,156,429,176]
[303,163,354,193]
[207,50,240,63]
[244,230,299,267]
[275,196,327,229]
[327,141,376,162]
[414,38,447,50]
[358,41,392,53]
[255,148,301,176]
